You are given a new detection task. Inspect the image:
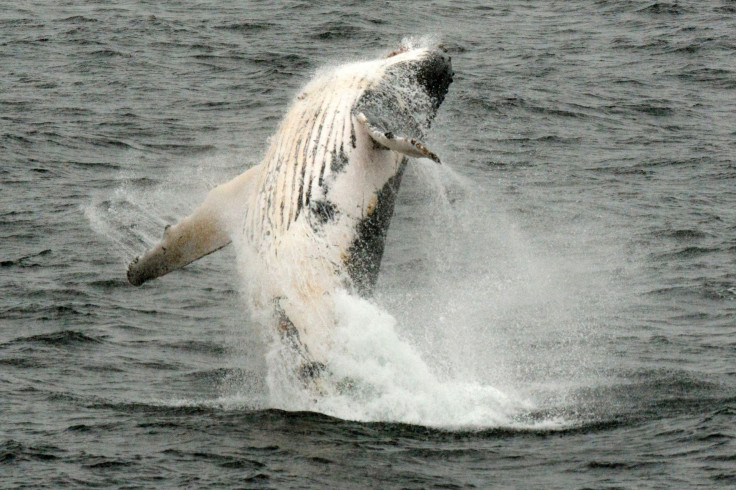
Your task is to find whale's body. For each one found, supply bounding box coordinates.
[128,45,453,370]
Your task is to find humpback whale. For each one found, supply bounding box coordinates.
[127,44,453,375]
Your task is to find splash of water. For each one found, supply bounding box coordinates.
[317,292,532,427]
[84,153,242,264]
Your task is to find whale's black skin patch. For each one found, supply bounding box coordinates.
[344,159,408,296]
[342,53,452,297]
[414,53,454,111]
[330,147,350,175]
[355,87,424,147]
[293,177,305,223]
[309,199,338,232]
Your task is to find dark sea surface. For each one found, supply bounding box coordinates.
[2,0,736,487]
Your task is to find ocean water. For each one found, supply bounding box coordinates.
[2,0,735,487]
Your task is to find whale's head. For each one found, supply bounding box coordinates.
[353,45,454,149]
[384,44,454,112]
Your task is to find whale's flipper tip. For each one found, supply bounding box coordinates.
[127,256,147,286]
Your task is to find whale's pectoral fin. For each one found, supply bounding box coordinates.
[126,209,230,287]
[127,165,261,286]
[356,112,442,164]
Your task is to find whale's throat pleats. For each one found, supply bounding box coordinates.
[248,73,370,244]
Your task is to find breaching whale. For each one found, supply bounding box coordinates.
[127,44,453,377]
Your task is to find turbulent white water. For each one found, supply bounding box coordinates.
[308,292,533,426]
